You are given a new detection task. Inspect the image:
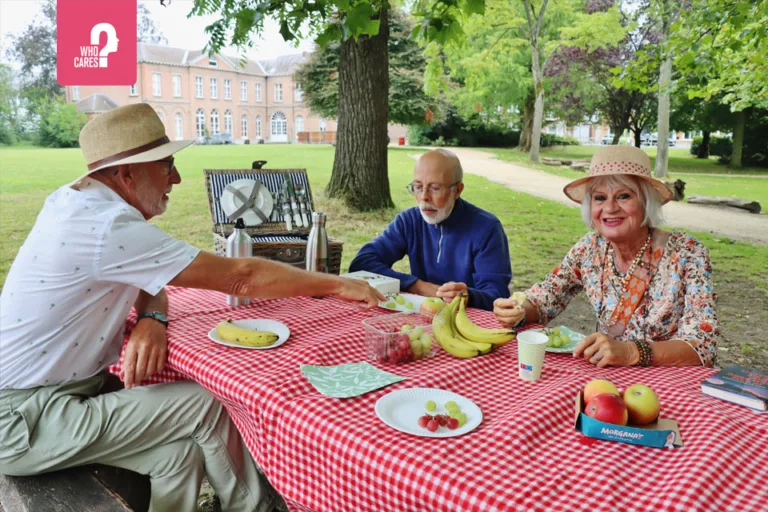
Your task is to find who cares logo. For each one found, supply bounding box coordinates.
[57,0,136,86]
[75,23,120,68]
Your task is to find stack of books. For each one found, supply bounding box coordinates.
[701,364,768,412]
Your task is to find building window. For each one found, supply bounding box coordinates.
[129,83,137,96]
[175,113,183,140]
[274,83,282,102]
[156,110,164,123]
[295,115,304,135]
[72,86,80,102]
[172,74,182,97]
[241,115,248,138]
[241,80,248,101]
[196,109,205,140]
[210,109,219,134]
[295,84,303,102]
[256,116,262,138]
[195,76,203,98]
[255,83,262,102]
[224,79,231,100]
[208,57,217,67]
[224,110,232,134]
[319,118,326,132]
[271,111,287,136]
[210,78,218,99]
[152,73,162,96]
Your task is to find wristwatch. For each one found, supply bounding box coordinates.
[137,311,169,328]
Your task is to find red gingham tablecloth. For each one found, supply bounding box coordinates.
[113,287,768,512]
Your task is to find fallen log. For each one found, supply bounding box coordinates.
[687,195,761,214]
[570,161,590,172]
[541,157,562,166]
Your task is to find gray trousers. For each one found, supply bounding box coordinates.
[0,374,277,512]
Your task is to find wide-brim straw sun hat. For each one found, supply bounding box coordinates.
[76,103,195,182]
[563,145,673,204]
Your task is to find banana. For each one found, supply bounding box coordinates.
[432,299,479,359]
[215,319,279,347]
[455,296,516,345]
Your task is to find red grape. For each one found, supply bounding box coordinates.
[418,415,429,429]
[447,418,459,430]
[426,419,438,432]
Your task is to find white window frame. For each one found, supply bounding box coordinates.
[208,57,217,67]
[295,115,304,136]
[175,112,183,140]
[72,86,80,102]
[241,115,248,139]
[224,110,232,134]
[256,116,262,138]
[211,109,220,134]
[224,79,231,100]
[241,80,248,101]
[195,76,203,98]
[152,73,162,97]
[129,83,137,96]
[172,74,182,97]
[271,111,287,136]
[274,83,282,102]
[295,84,303,102]
[255,83,262,102]
[210,78,218,99]
[196,108,205,139]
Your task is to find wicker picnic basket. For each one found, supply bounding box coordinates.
[204,167,343,274]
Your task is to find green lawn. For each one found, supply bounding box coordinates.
[1,144,767,297]
[490,146,768,212]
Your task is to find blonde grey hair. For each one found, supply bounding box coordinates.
[581,175,664,229]
[434,148,464,183]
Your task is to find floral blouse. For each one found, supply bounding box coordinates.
[526,230,720,367]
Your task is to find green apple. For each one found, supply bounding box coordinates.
[420,297,446,316]
[623,384,661,425]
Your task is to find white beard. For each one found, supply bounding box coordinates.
[419,196,455,225]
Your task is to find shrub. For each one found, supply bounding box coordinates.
[690,136,703,156]
[0,122,15,145]
[38,100,87,148]
[408,108,520,147]
[540,133,580,147]
[709,136,733,162]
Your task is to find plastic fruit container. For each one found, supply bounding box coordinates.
[363,312,436,364]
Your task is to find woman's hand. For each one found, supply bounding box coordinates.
[573,333,640,368]
[493,297,525,327]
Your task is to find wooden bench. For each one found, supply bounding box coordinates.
[0,465,150,512]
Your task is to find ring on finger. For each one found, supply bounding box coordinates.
[590,353,603,363]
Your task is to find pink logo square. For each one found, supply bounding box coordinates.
[57,0,137,86]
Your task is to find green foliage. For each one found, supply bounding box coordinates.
[709,136,734,162]
[410,108,521,147]
[296,9,434,125]
[0,123,15,145]
[540,133,579,146]
[689,136,703,156]
[37,100,87,148]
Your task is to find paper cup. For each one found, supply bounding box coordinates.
[517,331,549,381]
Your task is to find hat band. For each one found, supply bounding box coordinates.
[87,136,170,171]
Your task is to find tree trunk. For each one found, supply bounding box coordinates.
[326,9,393,211]
[654,55,673,178]
[611,127,622,145]
[632,129,642,148]
[697,131,711,158]
[518,93,534,152]
[730,109,745,169]
[529,49,544,162]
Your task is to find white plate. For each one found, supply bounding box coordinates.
[208,319,290,350]
[530,326,585,353]
[378,292,426,314]
[375,387,483,438]
[220,179,273,227]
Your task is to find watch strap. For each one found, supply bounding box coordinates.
[137,312,168,328]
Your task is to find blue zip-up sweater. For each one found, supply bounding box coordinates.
[349,198,511,311]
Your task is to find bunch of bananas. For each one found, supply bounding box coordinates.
[215,319,279,347]
[432,296,516,359]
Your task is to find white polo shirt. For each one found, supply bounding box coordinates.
[0,178,200,390]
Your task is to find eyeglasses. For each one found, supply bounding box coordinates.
[158,159,176,176]
[406,181,460,196]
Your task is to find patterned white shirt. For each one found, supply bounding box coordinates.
[0,178,200,389]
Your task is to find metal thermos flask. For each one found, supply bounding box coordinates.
[305,212,329,273]
[226,218,252,306]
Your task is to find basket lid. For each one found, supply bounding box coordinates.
[204,168,315,235]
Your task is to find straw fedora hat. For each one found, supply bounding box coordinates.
[76,103,195,181]
[563,145,673,204]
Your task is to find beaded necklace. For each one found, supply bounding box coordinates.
[596,229,654,339]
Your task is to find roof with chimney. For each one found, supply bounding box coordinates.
[75,94,119,113]
[136,43,308,77]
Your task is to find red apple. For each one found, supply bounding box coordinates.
[583,379,620,406]
[585,393,628,426]
[420,297,446,316]
[623,384,660,425]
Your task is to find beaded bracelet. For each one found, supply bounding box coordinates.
[633,339,653,367]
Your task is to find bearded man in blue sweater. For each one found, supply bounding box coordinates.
[349,149,512,311]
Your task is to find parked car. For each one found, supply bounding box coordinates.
[203,133,234,145]
[601,134,615,145]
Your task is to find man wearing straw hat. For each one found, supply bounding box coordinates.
[0,103,383,511]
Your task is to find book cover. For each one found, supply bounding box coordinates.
[701,365,768,411]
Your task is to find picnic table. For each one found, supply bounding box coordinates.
[115,287,768,512]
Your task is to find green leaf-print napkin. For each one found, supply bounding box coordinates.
[300,362,406,398]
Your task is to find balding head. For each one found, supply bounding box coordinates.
[414,149,463,184]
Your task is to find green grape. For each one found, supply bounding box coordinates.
[552,327,561,336]
[425,400,437,412]
[560,335,571,347]
[405,302,414,309]
[385,302,396,309]
[445,401,458,411]
[448,409,461,419]
[394,294,405,305]
[456,412,467,426]
[552,338,562,348]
